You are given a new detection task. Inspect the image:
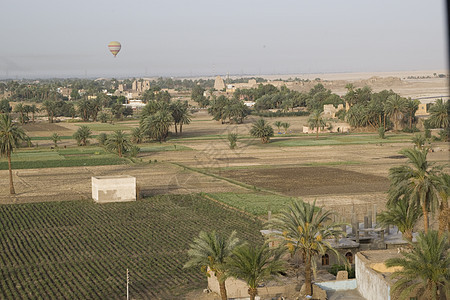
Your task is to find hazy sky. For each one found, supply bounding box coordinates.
[0,0,448,78]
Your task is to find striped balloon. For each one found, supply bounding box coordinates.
[108,41,121,57]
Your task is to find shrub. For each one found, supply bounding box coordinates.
[227,133,238,149]
[97,133,108,146]
[129,145,140,157]
[328,264,355,279]
[402,126,420,133]
[378,126,386,139]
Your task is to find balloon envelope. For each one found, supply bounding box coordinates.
[108,41,121,57]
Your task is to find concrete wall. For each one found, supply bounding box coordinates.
[355,253,390,300]
[207,269,297,299]
[315,279,357,291]
[92,176,136,203]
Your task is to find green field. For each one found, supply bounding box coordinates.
[0,195,263,299]
[268,133,411,147]
[75,123,133,131]
[0,147,127,170]
[139,144,192,153]
[207,192,297,215]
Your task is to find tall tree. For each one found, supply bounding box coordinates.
[14,103,26,124]
[141,110,173,142]
[77,99,91,121]
[427,99,449,129]
[377,198,422,242]
[131,127,143,144]
[105,130,131,157]
[226,244,285,300]
[170,101,191,135]
[388,148,446,233]
[184,231,240,300]
[404,98,420,130]
[268,200,346,296]
[385,231,449,300]
[42,100,57,123]
[29,104,39,123]
[308,110,327,139]
[73,125,92,146]
[0,114,28,194]
[385,95,406,131]
[250,119,274,144]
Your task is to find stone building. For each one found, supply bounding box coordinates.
[132,79,151,93]
[214,76,225,91]
[323,104,345,118]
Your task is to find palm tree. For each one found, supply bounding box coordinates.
[250,119,274,144]
[377,198,422,242]
[268,200,346,296]
[73,125,92,146]
[385,95,406,131]
[427,99,449,129]
[281,122,290,134]
[404,98,419,130]
[141,110,173,142]
[226,244,285,300]
[227,132,238,149]
[184,230,240,300]
[14,103,25,124]
[0,114,28,194]
[411,133,426,150]
[42,100,56,123]
[308,110,326,139]
[97,133,108,146]
[170,101,192,134]
[131,127,143,144]
[30,104,40,123]
[433,173,450,236]
[388,148,445,233]
[385,231,449,300]
[105,130,131,157]
[51,133,61,148]
[77,99,91,122]
[273,121,283,134]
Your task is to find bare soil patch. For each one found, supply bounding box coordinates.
[219,166,390,197]
[0,163,250,204]
[22,122,71,132]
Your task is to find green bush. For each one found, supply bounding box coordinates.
[227,133,238,149]
[402,126,420,133]
[378,127,386,139]
[97,133,108,146]
[328,264,355,278]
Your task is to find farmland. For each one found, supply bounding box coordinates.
[0,195,263,299]
[0,76,449,299]
[0,147,128,170]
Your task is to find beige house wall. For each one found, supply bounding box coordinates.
[207,269,297,299]
[91,176,136,203]
[356,252,391,300]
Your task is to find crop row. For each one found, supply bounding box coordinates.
[0,195,262,299]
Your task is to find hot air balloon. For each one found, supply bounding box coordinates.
[108,41,121,57]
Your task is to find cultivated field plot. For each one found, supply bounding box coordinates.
[0,147,128,170]
[22,122,72,133]
[0,195,263,299]
[217,166,390,197]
